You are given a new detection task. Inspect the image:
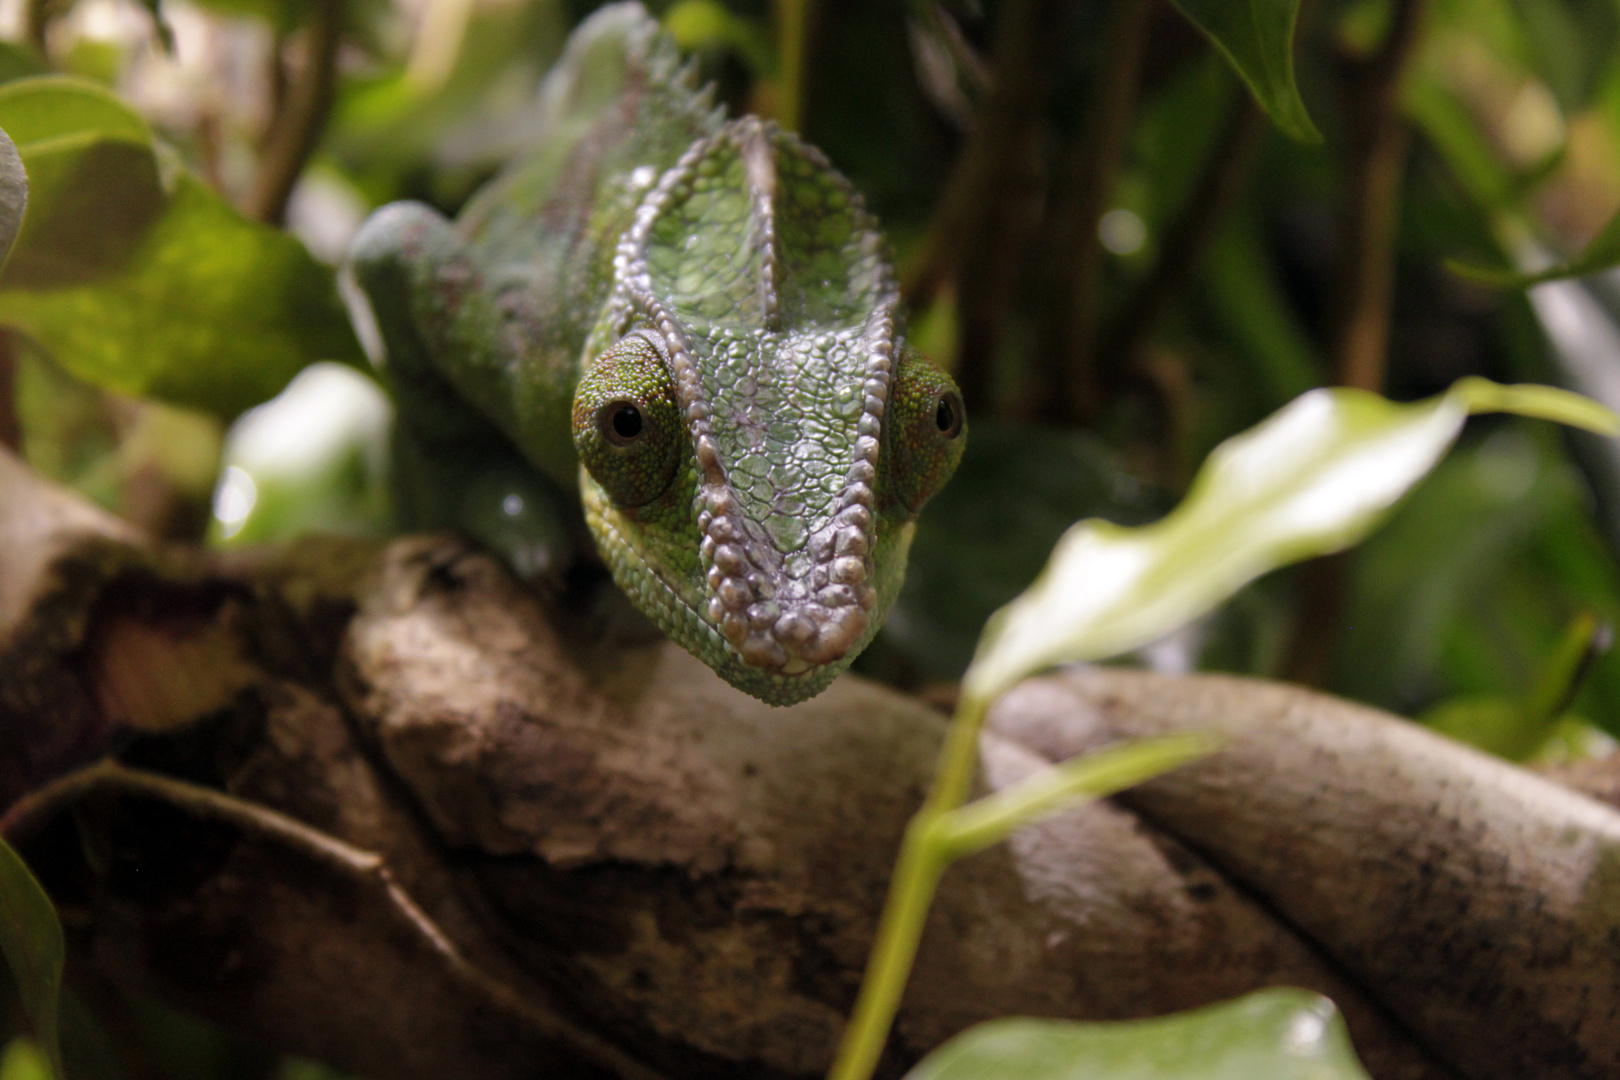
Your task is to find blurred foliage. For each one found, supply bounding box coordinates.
[1,0,1620,1073]
[905,988,1371,1080]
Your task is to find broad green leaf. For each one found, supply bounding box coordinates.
[0,839,63,1080]
[0,76,150,150]
[905,988,1371,1080]
[0,125,24,274]
[962,379,1619,703]
[1447,207,1620,288]
[0,77,363,416]
[1165,0,1321,143]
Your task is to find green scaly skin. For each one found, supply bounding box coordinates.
[348,3,965,705]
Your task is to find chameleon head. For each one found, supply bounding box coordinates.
[572,117,965,705]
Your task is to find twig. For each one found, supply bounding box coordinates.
[21,0,52,58]
[1284,0,1430,686]
[1329,0,1430,390]
[1101,96,1267,374]
[3,758,671,1080]
[902,0,1070,412]
[245,3,344,226]
[1031,0,1154,424]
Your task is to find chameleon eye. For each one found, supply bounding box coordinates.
[934,391,964,438]
[601,401,645,445]
[880,348,967,517]
[573,335,684,508]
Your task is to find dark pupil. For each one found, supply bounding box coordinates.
[612,404,643,440]
[935,397,955,433]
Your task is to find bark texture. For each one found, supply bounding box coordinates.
[1,446,1617,1079]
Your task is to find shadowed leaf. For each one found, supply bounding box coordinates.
[0,76,363,417]
[1165,0,1321,143]
[0,838,63,1080]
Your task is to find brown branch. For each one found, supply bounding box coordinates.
[4,758,672,1080]
[244,3,344,226]
[1284,0,1431,687]
[902,0,1070,413]
[1328,0,1430,391]
[1101,96,1267,374]
[1031,0,1154,425]
[21,0,52,58]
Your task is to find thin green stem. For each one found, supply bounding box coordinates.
[935,734,1218,859]
[774,0,809,133]
[825,693,986,1080]
[826,817,949,1080]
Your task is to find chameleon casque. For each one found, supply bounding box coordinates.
[349,3,965,706]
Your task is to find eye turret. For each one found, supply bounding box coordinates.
[573,334,685,508]
[881,347,966,516]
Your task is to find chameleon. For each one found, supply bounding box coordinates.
[348,2,965,706]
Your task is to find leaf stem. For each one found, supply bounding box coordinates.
[825,694,986,1080]
[774,0,810,133]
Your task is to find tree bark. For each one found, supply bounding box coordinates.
[2,447,1617,1079]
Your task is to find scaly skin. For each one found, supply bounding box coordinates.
[349,3,964,705]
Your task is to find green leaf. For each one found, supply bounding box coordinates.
[0,76,363,416]
[0,838,64,1080]
[962,379,1618,703]
[905,988,1371,1080]
[1165,0,1321,143]
[0,76,151,150]
[0,125,25,274]
[1447,206,1620,288]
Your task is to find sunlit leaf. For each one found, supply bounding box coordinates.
[1165,0,1321,143]
[962,379,1618,702]
[906,988,1371,1080]
[0,839,64,1080]
[1447,207,1620,288]
[0,76,150,149]
[0,76,363,416]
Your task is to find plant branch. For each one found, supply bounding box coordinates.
[1032,0,1154,424]
[1285,0,1429,686]
[3,758,671,1080]
[245,3,344,226]
[902,0,1069,412]
[1329,0,1430,390]
[1101,96,1267,373]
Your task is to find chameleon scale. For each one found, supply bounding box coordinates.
[349,2,964,705]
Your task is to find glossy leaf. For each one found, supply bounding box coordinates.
[1448,207,1620,288]
[0,77,363,417]
[963,379,1619,703]
[0,838,63,1080]
[1165,0,1321,143]
[905,988,1371,1080]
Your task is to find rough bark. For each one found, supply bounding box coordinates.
[2,446,1617,1079]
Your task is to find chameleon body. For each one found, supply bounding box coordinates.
[349,3,964,705]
